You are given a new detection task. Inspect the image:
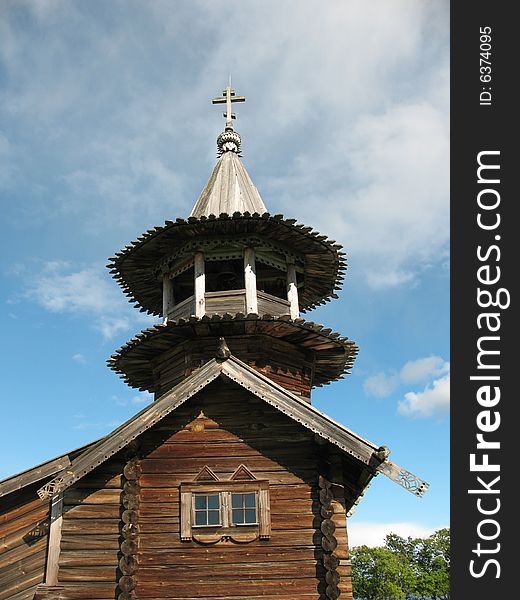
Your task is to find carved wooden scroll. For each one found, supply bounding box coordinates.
[118,455,140,600]
[319,475,341,600]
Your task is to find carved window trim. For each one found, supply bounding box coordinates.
[180,468,270,543]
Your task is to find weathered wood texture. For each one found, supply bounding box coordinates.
[13,380,354,599]
[165,290,292,323]
[318,476,353,600]
[108,212,347,317]
[110,316,357,394]
[0,484,50,600]
[118,454,140,600]
[56,460,123,598]
[132,381,348,598]
[152,334,314,399]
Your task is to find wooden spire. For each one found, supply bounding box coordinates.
[189,151,267,217]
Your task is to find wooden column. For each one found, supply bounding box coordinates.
[286,259,300,319]
[194,251,206,317]
[244,247,258,314]
[45,493,64,586]
[162,273,175,321]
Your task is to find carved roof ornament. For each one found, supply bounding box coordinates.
[212,78,245,155]
[216,336,231,362]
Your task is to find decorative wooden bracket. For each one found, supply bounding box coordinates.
[377,460,430,497]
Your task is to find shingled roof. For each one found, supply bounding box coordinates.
[108,213,347,316]
[108,313,358,392]
[190,151,267,218]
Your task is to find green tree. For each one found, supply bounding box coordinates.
[411,529,450,600]
[383,528,450,600]
[352,528,450,600]
[351,545,415,600]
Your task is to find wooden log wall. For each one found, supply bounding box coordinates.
[134,380,326,599]
[0,484,50,600]
[0,378,355,599]
[152,335,313,400]
[118,454,140,599]
[318,476,353,600]
[55,458,124,598]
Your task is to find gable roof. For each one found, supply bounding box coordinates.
[36,355,428,501]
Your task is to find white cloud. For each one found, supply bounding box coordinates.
[400,356,449,384]
[24,261,156,340]
[132,392,152,405]
[348,521,442,548]
[364,355,449,398]
[364,356,450,419]
[72,353,87,364]
[363,372,399,399]
[398,373,450,418]
[72,419,123,432]
[0,1,448,288]
[112,391,153,407]
[30,261,117,314]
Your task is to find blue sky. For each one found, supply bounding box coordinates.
[0,0,449,547]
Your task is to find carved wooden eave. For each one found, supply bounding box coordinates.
[190,151,267,218]
[107,313,358,392]
[37,355,428,503]
[0,440,98,499]
[107,212,346,316]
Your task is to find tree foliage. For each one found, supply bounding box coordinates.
[351,528,450,600]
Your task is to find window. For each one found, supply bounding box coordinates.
[180,466,270,543]
[193,493,221,526]
[231,492,257,525]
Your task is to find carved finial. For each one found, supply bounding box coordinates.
[216,336,231,361]
[212,81,245,155]
[374,445,391,462]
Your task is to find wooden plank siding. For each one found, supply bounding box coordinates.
[0,484,50,600]
[152,335,314,399]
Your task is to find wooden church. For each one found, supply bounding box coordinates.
[0,85,428,600]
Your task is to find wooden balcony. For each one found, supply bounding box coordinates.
[166,289,291,321]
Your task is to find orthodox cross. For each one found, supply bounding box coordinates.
[212,82,245,130]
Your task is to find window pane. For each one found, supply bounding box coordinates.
[207,495,220,510]
[195,495,207,510]
[208,510,220,525]
[231,493,243,509]
[195,511,207,526]
[232,508,245,524]
[245,509,257,524]
[244,493,256,508]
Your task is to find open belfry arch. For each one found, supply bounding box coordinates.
[0,84,428,600]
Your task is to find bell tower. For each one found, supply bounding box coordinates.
[108,84,356,401]
[1,82,428,600]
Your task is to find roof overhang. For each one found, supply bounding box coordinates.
[37,354,428,502]
[108,212,347,315]
[108,314,358,391]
